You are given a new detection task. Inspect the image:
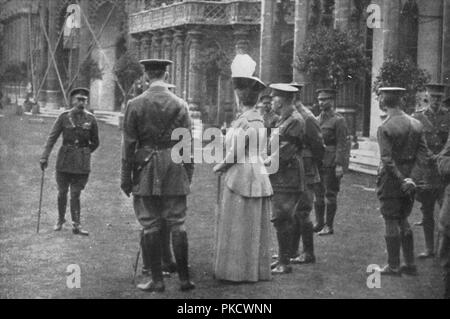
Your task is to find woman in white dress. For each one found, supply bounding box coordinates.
[213,76,273,282]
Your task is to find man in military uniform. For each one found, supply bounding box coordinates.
[313,89,349,236]
[376,87,430,276]
[438,135,450,298]
[260,93,279,131]
[266,83,306,274]
[412,83,450,258]
[443,96,450,110]
[121,59,195,293]
[40,88,99,236]
[289,83,325,264]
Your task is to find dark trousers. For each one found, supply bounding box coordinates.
[291,184,315,256]
[133,195,190,283]
[416,188,443,252]
[56,171,89,226]
[314,167,341,228]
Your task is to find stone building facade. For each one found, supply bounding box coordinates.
[0,0,129,111]
[127,0,261,125]
[1,0,449,138]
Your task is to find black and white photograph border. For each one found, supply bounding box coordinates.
[0,0,449,301]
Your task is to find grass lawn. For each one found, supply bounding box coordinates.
[0,113,444,299]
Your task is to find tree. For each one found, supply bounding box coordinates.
[295,26,370,89]
[80,58,103,83]
[114,51,143,107]
[373,55,430,113]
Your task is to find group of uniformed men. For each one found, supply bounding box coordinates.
[39,58,450,298]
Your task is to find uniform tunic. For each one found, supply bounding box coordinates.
[269,108,306,227]
[295,103,325,218]
[121,81,193,230]
[315,110,348,206]
[214,109,273,282]
[412,107,450,189]
[41,109,99,175]
[376,111,429,220]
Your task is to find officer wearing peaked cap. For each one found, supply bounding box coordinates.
[266,83,306,275]
[313,88,349,236]
[121,59,195,292]
[376,87,431,276]
[40,87,99,236]
[412,83,450,259]
[288,82,325,264]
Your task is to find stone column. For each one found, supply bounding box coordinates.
[174,29,185,97]
[233,28,250,54]
[293,0,310,83]
[187,29,202,108]
[162,31,173,82]
[77,0,91,87]
[369,0,401,137]
[259,0,278,83]
[142,32,152,59]
[150,32,162,59]
[334,0,352,30]
[131,34,142,60]
[45,0,60,108]
[417,0,442,82]
[442,0,450,87]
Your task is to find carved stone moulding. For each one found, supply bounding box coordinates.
[0,0,39,22]
[128,0,261,35]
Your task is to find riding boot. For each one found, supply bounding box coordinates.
[418,218,435,259]
[272,230,292,275]
[445,272,450,299]
[313,203,325,233]
[380,236,401,276]
[137,232,165,292]
[161,221,177,273]
[172,229,195,291]
[289,220,301,259]
[54,193,67,231]
[325,202,337,232]
[400,231,418,276]
[299,221,316,263]
[140,231,151,276]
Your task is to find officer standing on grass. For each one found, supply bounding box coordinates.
[412,83,450,259]
[289,82,325,264]
[266,83,306,275]
[376,87,430,276]
[121,59,195,293]
[40,88,99,236]
[437,134,450,298]
[313,89,349,236]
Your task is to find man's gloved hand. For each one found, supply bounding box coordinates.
[121,161,133,197]
[401,178,416,196]
[39,159,48,171]
[121,181,132,198]
[335,165,344,179]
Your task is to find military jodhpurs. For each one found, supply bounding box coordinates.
[315,167,341,205]
[56,171,89,225]
[440,234,450,272]
[314,167,341,228]
[272,192,300,265]
[416,188,443,252]
[133,195,187,235]
[291,184,315,256]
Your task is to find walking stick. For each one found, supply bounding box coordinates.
[132,230,143,285]
[212,174,222,278]
[36,169,45,234]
